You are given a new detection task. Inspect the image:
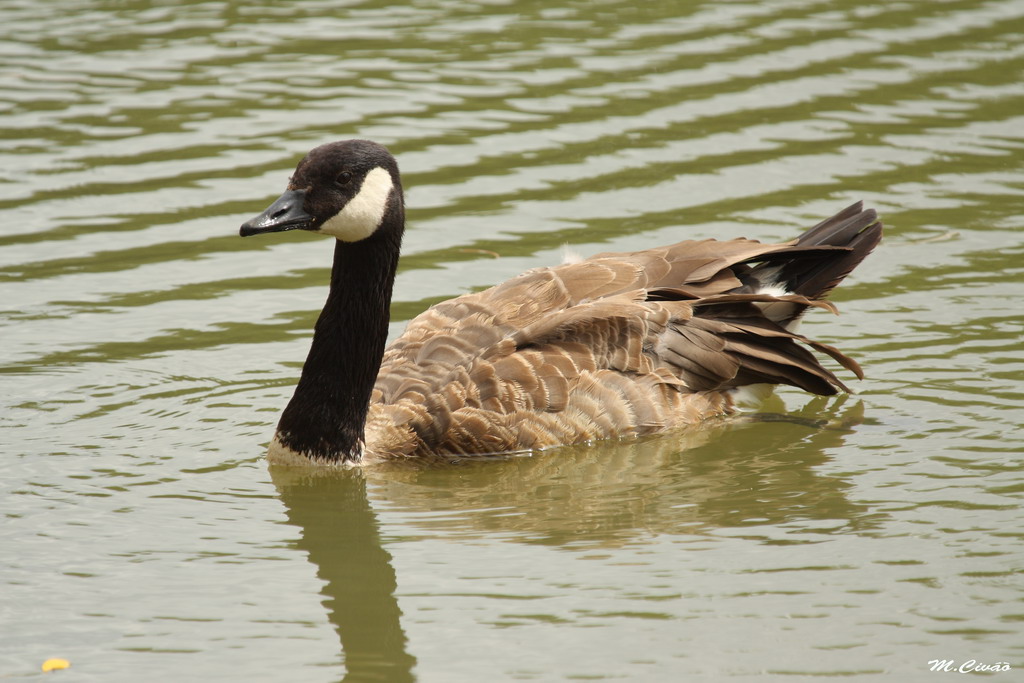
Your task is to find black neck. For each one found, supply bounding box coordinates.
[275,219,402,463]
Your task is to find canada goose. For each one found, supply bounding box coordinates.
[240,140,882,466]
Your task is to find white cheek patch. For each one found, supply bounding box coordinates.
[317,167,394,241]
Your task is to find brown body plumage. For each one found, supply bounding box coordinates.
[240,140,881,466]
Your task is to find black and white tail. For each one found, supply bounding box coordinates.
[745,202,883,330]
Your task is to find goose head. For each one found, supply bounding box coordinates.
[239,139,404,242]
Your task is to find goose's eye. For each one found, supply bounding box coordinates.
[335,171,353,187]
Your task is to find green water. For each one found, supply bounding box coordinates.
[2,0,1023,680]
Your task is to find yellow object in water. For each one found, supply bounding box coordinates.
[41,658,70,672]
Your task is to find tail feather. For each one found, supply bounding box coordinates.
[779,201,883,299]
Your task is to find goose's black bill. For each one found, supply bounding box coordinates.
[240,189,313,237]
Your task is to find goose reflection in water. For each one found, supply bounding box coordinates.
[269,396,876,680]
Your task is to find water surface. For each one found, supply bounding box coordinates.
[3,0,1023,680]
